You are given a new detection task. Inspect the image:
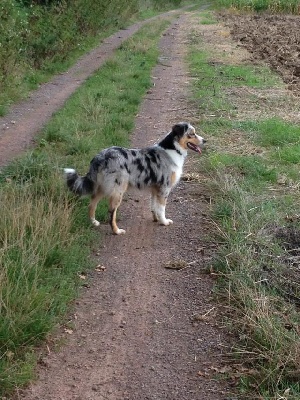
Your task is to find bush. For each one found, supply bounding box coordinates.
[0,0,141,106]
[0,0,183,109]
[25,2,77,68]
[0,0,28,86]
[152,0,182,9]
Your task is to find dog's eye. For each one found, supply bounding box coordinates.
[187,132,196,138]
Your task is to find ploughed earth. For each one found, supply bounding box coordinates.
[220,11,300,95]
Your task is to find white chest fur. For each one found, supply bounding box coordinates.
[165,148,186,168]
[165,148,186,186]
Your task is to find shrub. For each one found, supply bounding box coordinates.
[0,0,28,86]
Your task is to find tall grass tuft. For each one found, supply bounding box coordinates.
[0,175,91,391]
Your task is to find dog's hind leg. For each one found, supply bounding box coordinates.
[88,190,103,227]
[109,192,126,235]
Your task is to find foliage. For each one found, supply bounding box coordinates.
[0,0,182,111]
[151,0,182,9]
[0,1,28,87]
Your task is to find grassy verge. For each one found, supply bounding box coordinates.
[188,10,300,399]
[0,17,171,396]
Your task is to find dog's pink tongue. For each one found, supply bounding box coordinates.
[196,146,202,154]
[187,142,202,154]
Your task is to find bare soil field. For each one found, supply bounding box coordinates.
[220,12,300,94]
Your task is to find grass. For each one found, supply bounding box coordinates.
[189,48,281,118]
[198,10,219,23]
[214,0,300,13]
[236,118,300,147]
[188,10,300,400]
[0,17,171,396]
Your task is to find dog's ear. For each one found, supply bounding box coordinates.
[172,123,188,138]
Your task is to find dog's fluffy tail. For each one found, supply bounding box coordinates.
[64,168,94,196]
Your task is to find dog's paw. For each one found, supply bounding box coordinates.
[161,219,173,226]
[91,219,100,227]
[115,228,126,235]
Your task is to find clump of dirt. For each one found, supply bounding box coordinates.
[219,12,300,94]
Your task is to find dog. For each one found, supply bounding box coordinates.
[64,122,206,235]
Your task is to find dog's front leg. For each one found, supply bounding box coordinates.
[151,190,159,222]
[154,194,173,226]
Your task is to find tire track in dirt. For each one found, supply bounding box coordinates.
[16,12,232,400]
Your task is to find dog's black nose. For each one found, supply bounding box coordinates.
[203,139,207,144]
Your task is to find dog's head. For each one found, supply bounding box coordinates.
[159,122,206,155]
[171,122,206,154]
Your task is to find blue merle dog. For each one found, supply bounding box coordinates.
[64,122,206,235]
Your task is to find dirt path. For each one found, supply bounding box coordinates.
[7,10,234,400]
